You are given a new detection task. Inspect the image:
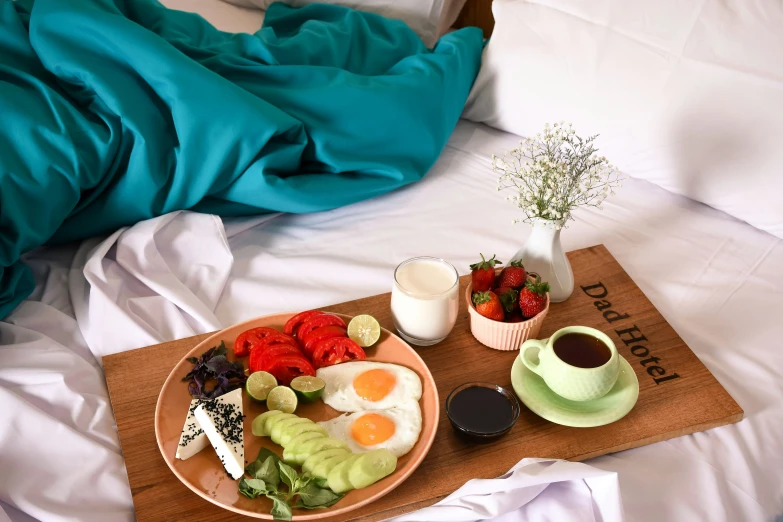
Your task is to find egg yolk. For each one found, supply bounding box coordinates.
[351,413,396,446]
[353,369,397,402]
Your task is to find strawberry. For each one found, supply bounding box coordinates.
[495,286,519,313]
[518,276,550,318]
[472,291,505,321]
[505,312,524,323]
[469,254,502,292]
[497,260,527,289]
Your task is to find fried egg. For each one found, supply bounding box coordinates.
[316,361,423,412]
[317,402,422,457]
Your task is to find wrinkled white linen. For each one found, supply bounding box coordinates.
[388,459,624,522]
[1,120,782,522]
[159,0,266,34]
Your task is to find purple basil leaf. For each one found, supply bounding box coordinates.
[184,342,247,399]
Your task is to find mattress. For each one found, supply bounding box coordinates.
[1,118,781,521]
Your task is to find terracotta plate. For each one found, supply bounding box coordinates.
[155,312,439,520]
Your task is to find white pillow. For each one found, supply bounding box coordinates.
[464,0,783,239]
[221,0,457,46]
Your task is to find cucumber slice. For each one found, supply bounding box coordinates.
[302,448,349,475]
[280,422,326,448]
[264,413,297,437]
[295,437,348,464]
[327,455,360,494]
[283,432,325,465]
[312,452,353,480]
[287,431,327,453]
[348,449,397,489]
[252,410,284,437]
[271,417,311,445]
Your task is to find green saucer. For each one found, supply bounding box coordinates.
[510,354,639,428]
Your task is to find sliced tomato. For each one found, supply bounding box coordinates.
[297,314,346,343]
[339,339,367,363]
[310,338,344,369]
[301,325,347,355]
[259,344,302,371]
[311,337,366,369]
[266,355,315,385]
[249,342,301,372]
[233,327,282,357]
[284,310,323,337]
[251,332,297,353]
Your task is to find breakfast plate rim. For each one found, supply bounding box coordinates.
[154,311,439,520]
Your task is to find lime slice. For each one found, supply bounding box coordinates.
[290,376,326,403]
[266,386,298,414]
[347,314,381,348]
[245,371,278,402]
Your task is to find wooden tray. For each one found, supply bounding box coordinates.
[104,244,743,522]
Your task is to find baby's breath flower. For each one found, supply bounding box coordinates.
[492,123,622,224]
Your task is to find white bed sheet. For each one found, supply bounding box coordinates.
[159,0,266,33]
[1,119,781,521]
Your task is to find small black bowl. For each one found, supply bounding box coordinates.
[445,382,521,443]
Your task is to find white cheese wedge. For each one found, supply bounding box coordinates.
[176,399,209,460]
[194,388,245,480]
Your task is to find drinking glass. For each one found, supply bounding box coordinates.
[391,257,459,346]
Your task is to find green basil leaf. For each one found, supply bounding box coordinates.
[254,448,282,466]
[313,477,328,489]
[295,482,343,509]
[277,461,298,490]
[243,478,267,492]
[268,495,293,521]
[238,478,262,499]
[252,456,280,488]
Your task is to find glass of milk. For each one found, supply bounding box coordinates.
[391,257,459,346]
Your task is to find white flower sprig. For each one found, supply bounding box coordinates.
[492,122,622,229]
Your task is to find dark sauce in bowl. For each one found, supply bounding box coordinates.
[446,383,520,443]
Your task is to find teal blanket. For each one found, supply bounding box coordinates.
[0,0,483,318]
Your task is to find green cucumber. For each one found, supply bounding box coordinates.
[283,431,326,465]
[287,431,326,453]
[280,422,327,448]
[348,449,397,489]
[327,455,360,494]
[312,452,353,480]
[302,448,349,475]
[264,413,297,436]
[252,410,284,437]
[271,417,311,445]
[295,437,348,464]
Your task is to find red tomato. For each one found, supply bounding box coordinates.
[301,325,347,355]
[252,332,297,353]
[259,344,302,371]
[297,314,346,343]
[311,337,366,369]
[266,355,316,385]
[284,310,323,337]
[233,327,281,357]
[339,339,367,363]
[249,342,300,373]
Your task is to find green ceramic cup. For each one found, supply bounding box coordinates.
[520,326,620,402]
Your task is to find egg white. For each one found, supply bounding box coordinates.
[316,361,423,412]
[317,402,422,458]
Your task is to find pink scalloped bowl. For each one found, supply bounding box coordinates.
[465,275,550,351]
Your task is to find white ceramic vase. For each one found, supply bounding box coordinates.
[511,218,574,303]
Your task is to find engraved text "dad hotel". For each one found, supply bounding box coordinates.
[581,282,680,385]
